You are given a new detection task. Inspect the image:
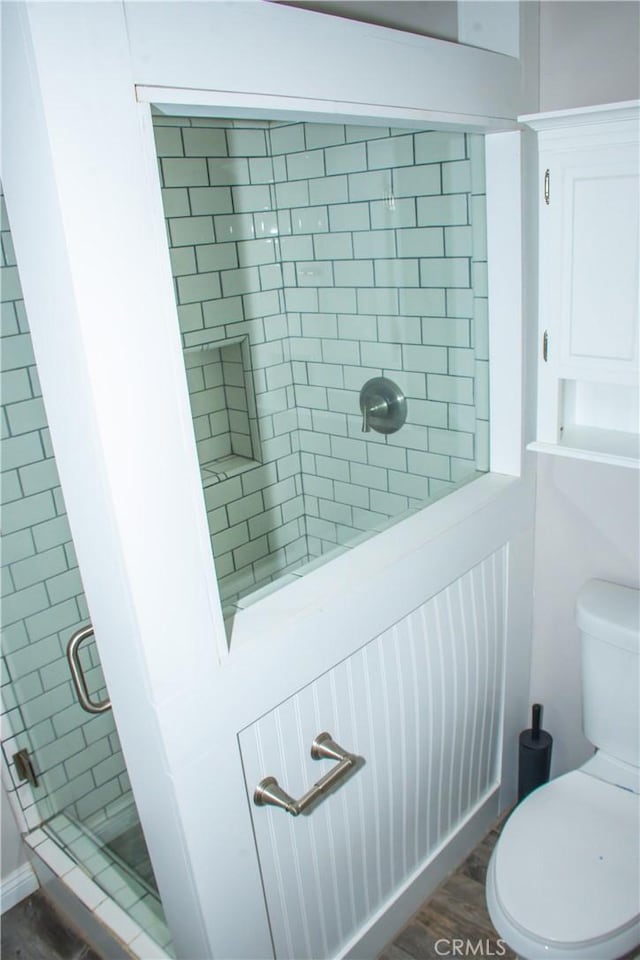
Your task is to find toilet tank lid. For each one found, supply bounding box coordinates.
[576,579,640,653]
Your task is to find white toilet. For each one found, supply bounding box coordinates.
[486,579,640,960]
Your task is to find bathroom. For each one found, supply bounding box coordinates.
[1,2,638,959]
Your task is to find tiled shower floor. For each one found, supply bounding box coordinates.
[105,822,158,895]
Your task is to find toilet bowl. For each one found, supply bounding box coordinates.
[486,579,640,960]
[486,769,640,959]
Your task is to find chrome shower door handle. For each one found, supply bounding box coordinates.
[254,732,360,816]
[66,625,112,714]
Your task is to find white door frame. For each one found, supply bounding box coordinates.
[2,4,531,956]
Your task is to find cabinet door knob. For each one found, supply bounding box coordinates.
[542,330,549,362]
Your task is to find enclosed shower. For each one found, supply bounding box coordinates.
[158,114,490,618]
[1,113,488,955]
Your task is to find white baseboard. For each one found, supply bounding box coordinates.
[1,861,39,914]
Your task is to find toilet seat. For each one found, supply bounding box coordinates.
[488,770,640,959]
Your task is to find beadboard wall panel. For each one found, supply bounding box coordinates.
[239,546,506,959]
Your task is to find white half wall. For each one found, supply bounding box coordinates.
[530,455,640,776]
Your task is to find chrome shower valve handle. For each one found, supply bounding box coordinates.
[359,377,407,434]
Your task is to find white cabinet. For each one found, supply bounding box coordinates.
[521,102,640,467]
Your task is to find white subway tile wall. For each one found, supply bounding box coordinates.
[155,116,488,608]
[0,190,131,829]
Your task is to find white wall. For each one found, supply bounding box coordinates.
[529,0,640,777]
[1,784,37,912]
[539,1,640,110]
[1,786,28,881]
[531,457,640,775]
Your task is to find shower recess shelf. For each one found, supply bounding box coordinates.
[183,337,262,486]
[200,453,260,487]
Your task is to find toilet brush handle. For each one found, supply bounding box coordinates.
[532,703,542,741]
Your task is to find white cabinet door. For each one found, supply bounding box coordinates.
[544,143,639,385]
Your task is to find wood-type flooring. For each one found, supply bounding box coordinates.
[0,891,102,960]
[377,824,515,960]
[378,820,640,960]
[3,821,639,960]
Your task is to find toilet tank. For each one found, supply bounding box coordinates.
[577,579,640,767]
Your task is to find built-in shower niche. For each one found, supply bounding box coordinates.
[183,337,261,485]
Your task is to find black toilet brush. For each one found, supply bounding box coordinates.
[518,703,553,803]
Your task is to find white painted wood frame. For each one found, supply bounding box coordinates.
[2,3,534,956]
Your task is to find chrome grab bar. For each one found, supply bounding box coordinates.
[254,732,360,817]
[66,625,112,714]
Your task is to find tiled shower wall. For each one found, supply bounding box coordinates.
[155,116,488,601]
[0,189,130,828]
[156,117,307,605]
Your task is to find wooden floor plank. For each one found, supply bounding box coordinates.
[378,821,512,960]
[376,943,416,960]
[0,893,102,960]
[457,828,500,886]
[391,918,457,960]
[419,879,496,934]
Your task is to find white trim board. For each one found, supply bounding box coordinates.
[139,85,519,133]
[519,99,640,130]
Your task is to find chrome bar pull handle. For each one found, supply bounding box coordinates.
[254,732,360,817]
[66,625,112,714]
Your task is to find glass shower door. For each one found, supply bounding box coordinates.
[0,186,173,954]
